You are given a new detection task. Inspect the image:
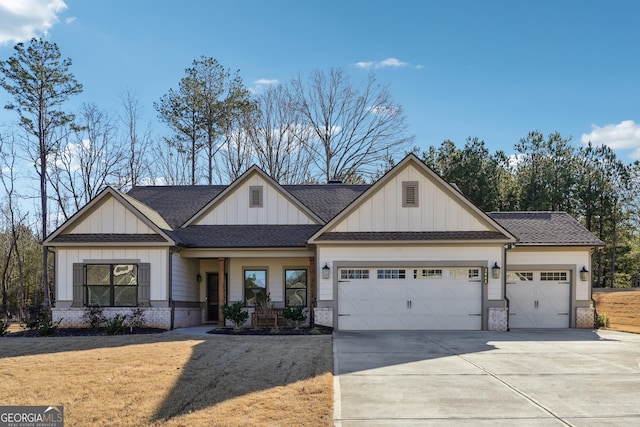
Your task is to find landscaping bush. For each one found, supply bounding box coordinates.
[596,312,610,328]
[83,305,106,329]
[21,304,50,331]
[127,307,147,329]
[283,306,308,329]
[105,314,128,335]
[0,317,9,336]
[221,301,249,330]
[38,317,62,337]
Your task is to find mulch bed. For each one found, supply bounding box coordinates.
[207,325,334,335]
[4,327,166,337]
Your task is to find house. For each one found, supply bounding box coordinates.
[43,154,603,331]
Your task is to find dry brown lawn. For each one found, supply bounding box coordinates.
[0,332,333,426]
[593,289,640,333]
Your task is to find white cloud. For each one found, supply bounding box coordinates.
[0,0,67,45]
[65,16,76,24]
[353,57,423,70]
[581,120,640,158]
[249,78,279,94]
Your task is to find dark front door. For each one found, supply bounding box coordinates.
[207,273,219,321]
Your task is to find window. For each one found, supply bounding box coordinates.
[85,264,138,306]
[541,272,568,281]
[244,269,267,306]
[249,186,263,208]
[377,269,406,279]
[507,272,533,282]
[402,181,419,207]
[285,269,307,307]
[450,268,480,280]
[414,269,442,279]
[340,269,369,279]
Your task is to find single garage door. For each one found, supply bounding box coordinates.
[507,271,571,328]
[338,267,482,331]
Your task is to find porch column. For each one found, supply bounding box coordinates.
[218,257,225,324]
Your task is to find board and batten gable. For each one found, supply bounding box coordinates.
[331,162,493,233]
[66,194,158,234]
[192,173,318,226]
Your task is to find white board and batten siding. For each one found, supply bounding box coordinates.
[55,247,169,302]
[333,165,490,233]
[195,175,316,225]
[67,195,157,234]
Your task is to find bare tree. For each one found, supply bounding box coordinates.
[0,38,83,307]
[216,109,255,182]
[118,89,153,188]
[48,103,125,221]
[291,68,413,183]
[248,83,314,184]
[153,141,191,185]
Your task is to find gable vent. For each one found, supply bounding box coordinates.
[249,186,263,208]
[402,181,419,207]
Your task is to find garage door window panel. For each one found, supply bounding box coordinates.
[414,269,443,279]
[340,269,369,280]
[541,272,568,281]
[377,269,406,279]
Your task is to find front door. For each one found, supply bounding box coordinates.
[207,273,219,321]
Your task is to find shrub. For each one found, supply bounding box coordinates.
[283,306,308,329]
[127,307,147,329]
[596,312,610,328]
[221,301,249,330]
[106,314,128,335]
[38,317,62,337]
[21,304,49,331]
[0,317,9,336]
[83,305,106,329]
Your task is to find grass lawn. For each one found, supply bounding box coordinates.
[0,332,333,426]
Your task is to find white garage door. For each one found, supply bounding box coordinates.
[507,271,571,328]
[338,267,482,331]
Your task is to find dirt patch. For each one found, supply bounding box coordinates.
[0,333,333,426]
[593,289,640,334]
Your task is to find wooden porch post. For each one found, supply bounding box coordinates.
[218,257,225,324]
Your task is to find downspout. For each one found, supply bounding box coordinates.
[503,243,515,331]
[169,247,178,330]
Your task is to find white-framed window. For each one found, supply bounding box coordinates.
[244,269,267,306]
[402,181,419,207]
[85,264,138,307]
[377,269,406,279]
[340,269,369,279]
[249,186,263,208]
[507,272,533,282]
[285,269,307,307]
[414,269,443,279]
[541,272,568,281]
[450,268,480,280]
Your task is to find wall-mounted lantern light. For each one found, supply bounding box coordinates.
[491,262,501,279]
[580,266,589,282]
[322,263,331,280]
[196,273,202,283]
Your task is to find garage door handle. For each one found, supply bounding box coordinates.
[469,313,482,316]
[558,313,569,316]
[338,314,351,317]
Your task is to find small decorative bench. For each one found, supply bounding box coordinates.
[251,307,286,327]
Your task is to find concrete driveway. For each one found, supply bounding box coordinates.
[333,329,640,426]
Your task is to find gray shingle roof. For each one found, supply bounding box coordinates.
[170,224,323,248]
[315,231,510,242]
[127,185,226,229]
[488,212,604,246]
[285,185,369,222]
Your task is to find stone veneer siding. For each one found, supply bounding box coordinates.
[488,307,508,331]
[576,307,595,329]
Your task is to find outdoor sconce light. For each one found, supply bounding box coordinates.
[322,263,331,280]
[580,266,589,282]
[196,273,202,283]
[491,262,501,279]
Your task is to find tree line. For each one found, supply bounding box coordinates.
[0,38,638,317]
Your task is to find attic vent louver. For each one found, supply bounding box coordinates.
[402,181,418,207]
[249,186,263,208]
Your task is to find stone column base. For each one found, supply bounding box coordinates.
[488,307,508,331]
[576,307,595,329]
[314,307,333,328]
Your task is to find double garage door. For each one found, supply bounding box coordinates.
[506,271,571,328]
[338,267,482,331]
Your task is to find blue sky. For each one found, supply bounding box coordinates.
[2,0,640,161]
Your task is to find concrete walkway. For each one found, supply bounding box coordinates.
[333,329,640,426]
